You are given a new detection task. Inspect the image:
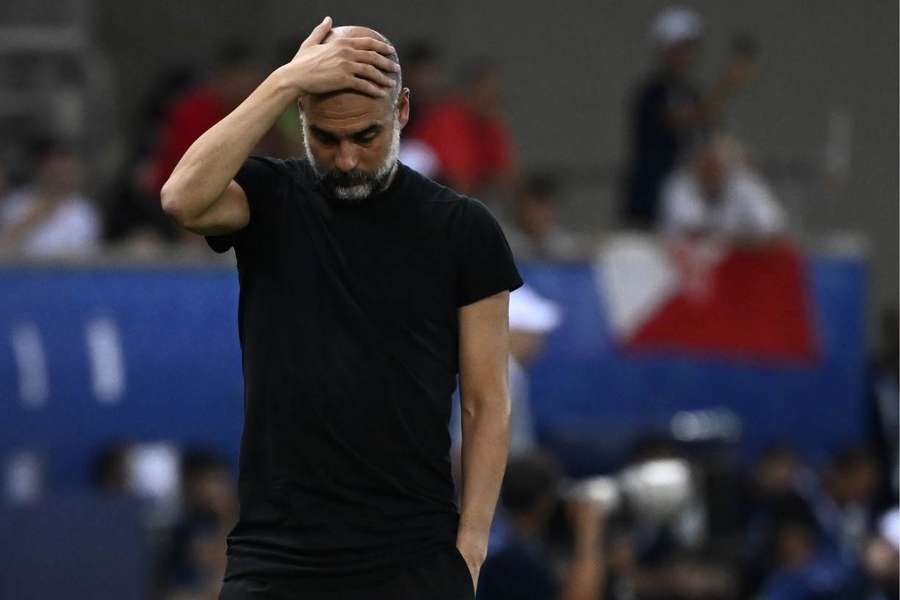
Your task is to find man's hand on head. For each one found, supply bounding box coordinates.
[282,17,399,99]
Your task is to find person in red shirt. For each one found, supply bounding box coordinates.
[149,42,263,194]
[407,60,516,195]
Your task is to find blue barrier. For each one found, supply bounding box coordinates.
[0,256,867,492]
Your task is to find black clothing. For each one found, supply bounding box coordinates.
[207,157,522,589]
[476,530,559,600]
[623,72,701,227]
[219,543,475,599]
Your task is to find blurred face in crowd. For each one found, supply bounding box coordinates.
[662,38,699,75]
[406,57,442,108]
[694,142,727,201]
[515,192,557,241]
[186,467,238,523]
[39,149,83,197]
[468,68,502,117]
[754,447,801,496]
[827,455,879,506]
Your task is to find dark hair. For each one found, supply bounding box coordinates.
[89,440,132,491]
[180,448,230,482]
[30,137,73,164]
[517,173,559,202]
[500,451,562,514]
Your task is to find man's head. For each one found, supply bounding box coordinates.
[514,173,560,241]
[501,451,563,527]
[650,7,703,75]
[460,59,502,117]
[299,26,409,203]
[690,135,742,202]
[32,138,83,197]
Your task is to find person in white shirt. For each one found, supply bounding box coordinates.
[0,140,101,258]
[659,135,785,241]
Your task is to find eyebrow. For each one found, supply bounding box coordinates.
[310,124,383,141]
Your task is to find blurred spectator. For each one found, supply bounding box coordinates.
[102,65,198,247]
[90,440,133,495]
[502,173,584,260]
[398,40,446,178]
[407,58,516,196]
[162,449,236,600]
[861,508,900,600]
[622,7,756,227]
[0,139,101,257]
[759,519,867,600]
[814,447,881,554]
[148,41,263,195]
[477,451,605,600]
[400,39,445,131]
[868,306,899,506]
[659,135,785,241]
[507,285,562,457]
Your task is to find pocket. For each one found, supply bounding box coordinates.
[449,546,475,596]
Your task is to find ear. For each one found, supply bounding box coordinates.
[396,87,411,130]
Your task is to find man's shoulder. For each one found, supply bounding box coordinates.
[401,161,466,205]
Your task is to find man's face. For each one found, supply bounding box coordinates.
[301,89,409,202]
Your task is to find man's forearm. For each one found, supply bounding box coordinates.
[160,67,298,219]
[457,398,510,554]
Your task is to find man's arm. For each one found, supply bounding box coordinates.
[456,290,512,591]
[160,16,399,235]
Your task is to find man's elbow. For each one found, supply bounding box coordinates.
[160,180,195,228]
[462,391,511,422]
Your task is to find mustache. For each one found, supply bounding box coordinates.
[320,169,376,187]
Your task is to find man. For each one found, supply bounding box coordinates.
[502,174,583,261]
[407,59,516,196]
[622,6,755,227]
[161,17,522,599]
[0,138,101,257]
[150,41,263,195]
[659,136,785,242]
[476,452,605,600]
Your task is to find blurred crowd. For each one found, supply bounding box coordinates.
[0,5,896,600]
[0,7,788,260]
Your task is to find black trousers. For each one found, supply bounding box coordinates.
[219,544,475,599]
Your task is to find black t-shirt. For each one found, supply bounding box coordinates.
[207,157,523,587]
[623,72,701,226]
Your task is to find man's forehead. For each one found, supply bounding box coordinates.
[305,91,392,128]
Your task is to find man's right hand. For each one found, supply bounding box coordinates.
[282,17,400,98]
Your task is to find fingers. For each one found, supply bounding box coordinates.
[351,63,396,89]
[350,49,400,73]
[300,16,332,49]
[345,75,388,98]
[343,36,396,58]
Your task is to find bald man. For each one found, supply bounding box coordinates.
[161,18,522,599]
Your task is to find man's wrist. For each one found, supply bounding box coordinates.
[456,525,489,562]
[269,64,307,100]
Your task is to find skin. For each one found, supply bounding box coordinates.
[161,18,510,593]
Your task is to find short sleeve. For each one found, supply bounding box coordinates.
[205,155,286,253]
[457,198,524,307]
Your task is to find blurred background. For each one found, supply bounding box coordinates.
[0,1,896,599]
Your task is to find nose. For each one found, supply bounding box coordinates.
[334,141,359,172]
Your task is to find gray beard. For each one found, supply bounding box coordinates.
[303,118,401,205]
